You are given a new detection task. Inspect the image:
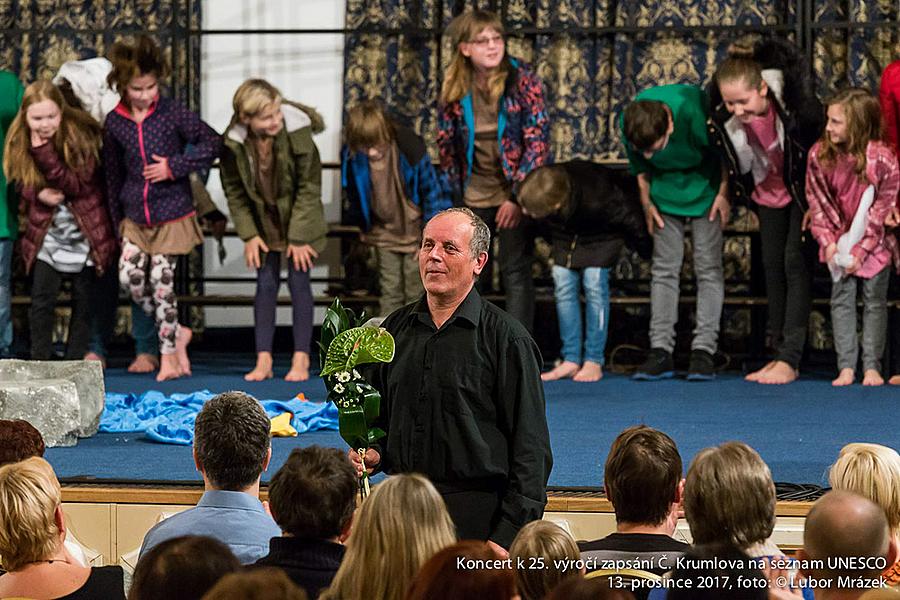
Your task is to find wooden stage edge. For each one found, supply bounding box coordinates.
[60,484,813,516]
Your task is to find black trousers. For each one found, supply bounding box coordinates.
[30,261,93,360]
[438,486,503,544]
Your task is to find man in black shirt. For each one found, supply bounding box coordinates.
[352,207,552,553]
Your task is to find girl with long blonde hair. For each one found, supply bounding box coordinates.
[436,9,550,334]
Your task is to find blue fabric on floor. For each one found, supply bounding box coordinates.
[101,389,338,445]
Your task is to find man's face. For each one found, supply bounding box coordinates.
[419,213,486,297]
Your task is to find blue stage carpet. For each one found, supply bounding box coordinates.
[45,358,900,488]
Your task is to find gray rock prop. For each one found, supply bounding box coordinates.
[0,360,106,446]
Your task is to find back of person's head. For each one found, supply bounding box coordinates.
[545,576,636,600]
[201,567,308,600]
[605,425,682,526]
[0,419,45,466]
[668,543,768,600]
[406,540,518,600]
[829,442,900,538]
[193,391,271,490]
[344,99,396,152]
[518,166,571,220]
[509,520,580,600]
[231,78,282,125]
[801,490,891,583]
[268,446,356,539]
[0,456,61,571]
[684,441,776,549]
[321,473,456,600]
[623,100,670,152]
[129,535,241,600]
[107,35,170,93]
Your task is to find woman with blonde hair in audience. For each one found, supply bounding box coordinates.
[406,540,520,600]
[830,442,900,586]
[509,520,581,600]
[319,473,456,600]
[0,456,126,598]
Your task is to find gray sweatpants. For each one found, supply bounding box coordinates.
[831,266,890,372]
[650,211,724,354]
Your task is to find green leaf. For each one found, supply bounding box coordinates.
[338,405,368,450]
[367,427,386,444]
[360,384,380,422]
[321,326,395,376]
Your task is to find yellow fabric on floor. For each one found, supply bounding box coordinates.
[270,412,297,437]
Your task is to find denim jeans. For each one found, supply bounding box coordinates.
[0,238,12,356]
[551,265,610,365]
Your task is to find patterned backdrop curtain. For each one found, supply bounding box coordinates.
[343,0,898,364]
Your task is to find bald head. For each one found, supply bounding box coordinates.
[803,491,890,580]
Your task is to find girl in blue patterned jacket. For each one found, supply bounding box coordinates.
[103,36,221,381]
[437,9,551,332]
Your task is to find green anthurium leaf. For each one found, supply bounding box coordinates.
[321,326,395,376]
[360,385,380,422]
[367,427,386,444]
[338,405,368,450]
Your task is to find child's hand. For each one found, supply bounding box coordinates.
[845,254,861,274]
[287,243,318,272]
[709,193,731,230]
[825,243,838,264]
[37,188,64,207]
[886,206,900,228]
[30,130,52,148]
[143,154,172,183]
[244,236,269,269]
[496,200,522,229]
[643,202,665,235]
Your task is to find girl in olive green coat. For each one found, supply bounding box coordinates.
[220,79,328,381]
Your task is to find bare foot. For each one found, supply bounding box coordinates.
[156,353,185,382]
[756,360,798,385]
[128,353,160,373]
[245,352,274,381]
[573,361,603,382]
[745,360,775,382]
[84,352,107,369]
[890,375,900,386]
[285,351,310,382]
[863,369,884,386]
[175,325,192,376]
[541,361,580,382]
[832,368,855,387]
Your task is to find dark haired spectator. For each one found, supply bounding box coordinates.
[139,391,279,563]
[405,540,518,600]
[0,419,45,465]
[129,535,240,600]
[546,576,636,600]
[253,446,356,598]
[579,425,689,589]
[202,568,308,600]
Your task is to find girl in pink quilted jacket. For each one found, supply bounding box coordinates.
[806,88,900,387]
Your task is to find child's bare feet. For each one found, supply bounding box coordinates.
[128,353,160,373]
[84,352,107,369]
[832,368,855,387]
[285,351,310,382]
[541,361,580,382]
[175,325,192,376]
[745,360,774,382]
[157,353,185,382]
[890,375,900,385]
[245,352,274,381]
[573,361,603,382]
[862,369,884,386]
[756,360,798,385]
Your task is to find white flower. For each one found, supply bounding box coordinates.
[352,369,362,380]
[336,371,351,383]
[334,383,345,394]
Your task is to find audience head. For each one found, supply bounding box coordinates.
[518,166,572,220]
[268,445,357,540]
[509,520,581,600]
[0,456,63,571]
[193,391,272,491]
[129,535,241,600]
[800,490,893,584]
[0,419,45,466]
[829,443,900,538]
[623,99,672,157]
[321,473,456,600]
[107,35,170,111]
[406,540,518,600]
[442,10,508,105]
[668,543,768,600]
[201,567,308,600]
[344,99,396,154]
[231,78,284,137]
[605,425,683,529]
[684,441,776,549]
[545,576,636,600]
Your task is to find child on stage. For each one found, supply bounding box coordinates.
[806,88,900,386]
[220,79,328,382]
[104,36,221,381]
[4,81,117,360]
